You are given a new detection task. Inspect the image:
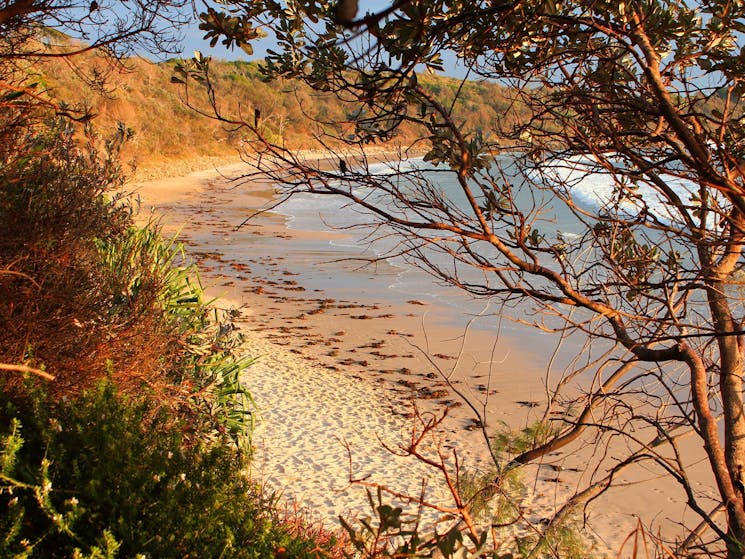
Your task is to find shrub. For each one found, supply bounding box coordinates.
[94,225,256,446]
[0,380,330,558]
[0,117,254,445]
[0,118,134,391]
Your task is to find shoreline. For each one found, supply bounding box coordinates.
[129,157,717,557]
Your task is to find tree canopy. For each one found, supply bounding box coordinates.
[189,1,745,556]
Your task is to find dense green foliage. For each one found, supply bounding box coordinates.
[0,6,345,559]
[0,380,326,558]
[0,108,332,558]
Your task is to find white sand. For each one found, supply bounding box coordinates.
[241,328,467,525]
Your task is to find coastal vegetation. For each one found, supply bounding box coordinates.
[0,3,338,558]
[29,47,522,174]
[0,29,579,558]
[6,0,745,557]
[0,107,340,558]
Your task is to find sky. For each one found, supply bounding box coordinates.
[177,20,259,61]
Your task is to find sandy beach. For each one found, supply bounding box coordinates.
[129,159,720,557]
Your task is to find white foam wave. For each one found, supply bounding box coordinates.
[366,157,424,176]
[538,155,722,229]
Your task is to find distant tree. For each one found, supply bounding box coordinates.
[193,1,745,556]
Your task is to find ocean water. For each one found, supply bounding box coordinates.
[274,154,698,331]
[258,154,718,389]
[542,154,711,227]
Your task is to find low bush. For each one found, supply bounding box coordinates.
[0,118,135,391]
[0,116,254,445]
[0,380,334,558]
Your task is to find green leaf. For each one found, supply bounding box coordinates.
[2,90,26,102]
[437,526,463,557]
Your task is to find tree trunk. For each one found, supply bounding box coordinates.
[707,281,745,557]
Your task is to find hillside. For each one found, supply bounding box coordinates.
[36,53,522,176]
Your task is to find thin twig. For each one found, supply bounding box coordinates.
[0,363,55,381]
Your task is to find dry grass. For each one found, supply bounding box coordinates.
[273,501,350,559]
